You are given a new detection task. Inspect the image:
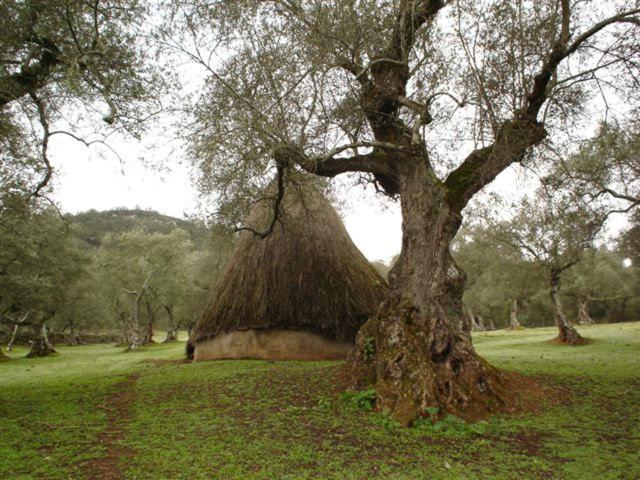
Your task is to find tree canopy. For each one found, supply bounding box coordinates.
[0,0,165,196]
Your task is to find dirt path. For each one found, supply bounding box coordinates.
[81,372,140,480]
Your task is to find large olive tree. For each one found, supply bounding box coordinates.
[172,1,640,423]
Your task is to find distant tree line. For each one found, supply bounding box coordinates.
[0,201,234,356]
[454,225,638,331]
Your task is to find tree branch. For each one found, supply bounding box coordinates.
[444,7,640,212]
[386,0,446,62]
[289,142,403,183]
[29,92,53,198]
[235,163,286,239]
[525,8,640,119]
[0,38,61,108]
[444,119,546,211]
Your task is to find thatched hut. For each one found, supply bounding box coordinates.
[190,181,388,361]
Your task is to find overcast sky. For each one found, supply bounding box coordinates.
[48,130,541,263]
[48,132,406,262]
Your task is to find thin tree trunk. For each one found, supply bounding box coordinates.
[127,271,154,350]
[487,317,496,331]
[577,298,594,325]
[141,300,155,345]
[550,271,583,345]
[351,160,510,425]
[7,312,30,351]
[26,320,56,358]
[119,312,130,346]
[509,299,521,329]
[163,305,178,343]
[7,324,19,351]
[620,297,627,322]
[128,301,142,350]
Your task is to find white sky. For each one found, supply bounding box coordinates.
[50,135,404,262]
[49,131,538,263]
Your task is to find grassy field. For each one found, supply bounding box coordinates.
[1,322,639,480]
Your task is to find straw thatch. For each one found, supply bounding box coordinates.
[191,180,388,359]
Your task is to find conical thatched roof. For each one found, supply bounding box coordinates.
[192,180,388,348]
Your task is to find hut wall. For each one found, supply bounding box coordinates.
[193,329,352,361]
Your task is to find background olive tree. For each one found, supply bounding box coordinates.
[0,192,86,357]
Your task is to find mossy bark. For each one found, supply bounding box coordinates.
[351,160,510,425]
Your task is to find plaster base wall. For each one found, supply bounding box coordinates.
[193,329,353,361]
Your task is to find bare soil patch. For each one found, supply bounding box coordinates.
[79,373,139,480]
[547,336,593,346]
[142,358,191,367]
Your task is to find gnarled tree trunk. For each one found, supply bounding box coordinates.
[509,299,521,329]
[550,271,583,345]
[164,329,178,343]
[576,298,594,325]
[351,160,511,425]
[127,300,142,350]
[65,320,84,346]
[467,308,485,332]
[26,320,56,358]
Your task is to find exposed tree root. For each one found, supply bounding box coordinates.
[550,331,591,346]
[350,297,540,425]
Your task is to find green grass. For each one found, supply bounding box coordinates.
[1,323,639,479]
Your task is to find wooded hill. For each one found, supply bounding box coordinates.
[70,209,210,249]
